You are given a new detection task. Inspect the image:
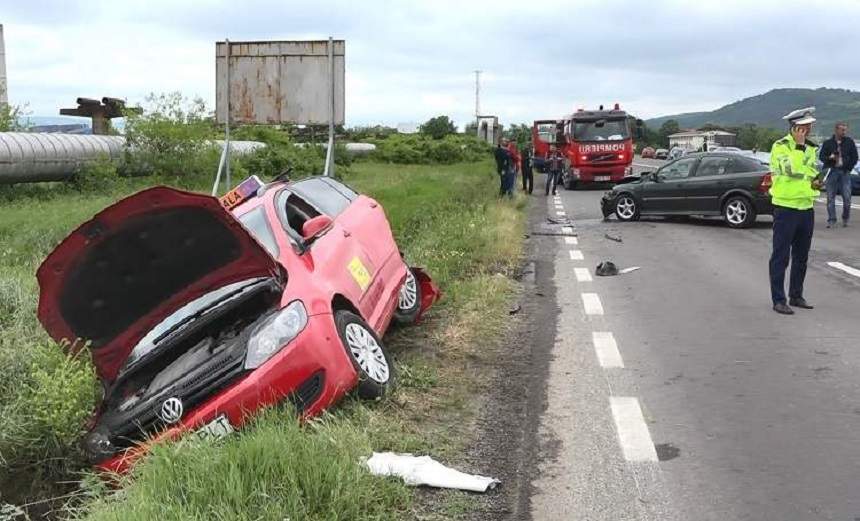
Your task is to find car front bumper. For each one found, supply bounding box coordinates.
[95,312,358,474]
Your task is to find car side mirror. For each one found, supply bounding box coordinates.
[301,215,333,242]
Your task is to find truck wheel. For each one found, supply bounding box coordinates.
[335,310,394,400]
[723,196,756,228]
[615,194,640,222]
[564,176,577,190]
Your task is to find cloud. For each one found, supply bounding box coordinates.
[3,0,860,129]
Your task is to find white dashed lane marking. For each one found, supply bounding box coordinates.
[581,292,604,315]
[816,197,860,210]
[564,236,578,245]
[827,261,860,277]
[569,250,584,260]
[610,397,658,462]
[592,331,624,368]
[562,226,573,234]
[557,211,566,216]
[574,267,592,281]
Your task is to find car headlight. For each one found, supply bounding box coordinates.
[245,300,308,369]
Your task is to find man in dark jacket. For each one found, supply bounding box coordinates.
[494,140,512,196]
[521,147,534,194]
[819,122,858,227]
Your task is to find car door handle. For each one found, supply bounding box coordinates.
[369,202,378,208]
[343,229,351,237]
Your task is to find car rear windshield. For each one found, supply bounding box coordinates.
[573,119,629,141]
[237,207,279,257]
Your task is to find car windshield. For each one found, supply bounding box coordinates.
[573,119,629,141]
[237,207,280,257]
[120,277,270,374]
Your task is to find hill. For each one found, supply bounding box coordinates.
[647,88,860,135]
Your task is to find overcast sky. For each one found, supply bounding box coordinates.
[3,0,860,129]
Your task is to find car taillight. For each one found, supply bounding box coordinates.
[758,173,772,193]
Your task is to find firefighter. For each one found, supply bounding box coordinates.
[521,146,534,194]
[769,107,822,315]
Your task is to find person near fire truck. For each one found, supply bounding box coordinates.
[494,140,512,196]
[507,139,521,185]
[521,146,534,194]
[545,144,563,196]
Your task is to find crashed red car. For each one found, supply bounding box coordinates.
[36,175,438,474]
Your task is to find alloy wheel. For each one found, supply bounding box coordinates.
[616,196,636,219]
[398,270,418,311]
[345,323,390,384]
[726,200,748,225]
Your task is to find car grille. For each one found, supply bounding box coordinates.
[588,153,620,163]
[107,355,247,450]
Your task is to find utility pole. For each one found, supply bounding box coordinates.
[0,24,7,106]
[474,70,481,117]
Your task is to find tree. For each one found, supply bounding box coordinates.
[658,119,680,146]
[420,115,457,139]
[503,123,532,146]
[463,121,478,135]
[0,103,27,132]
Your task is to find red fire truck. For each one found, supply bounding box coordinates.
[532,104,642,189]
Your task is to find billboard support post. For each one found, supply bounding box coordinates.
[324,36,335,177]
[212,38,232,195]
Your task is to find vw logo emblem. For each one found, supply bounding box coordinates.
[160,397,184,424]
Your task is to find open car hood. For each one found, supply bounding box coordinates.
[37,187,281,384]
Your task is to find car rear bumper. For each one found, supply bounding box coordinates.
[95,312,357,474]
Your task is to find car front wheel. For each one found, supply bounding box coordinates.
[335,310,394,399]
[723,196,756,228]
[615,194,640,222]
[393,268,422,324]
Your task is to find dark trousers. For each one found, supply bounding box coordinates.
[501,168,516,197]
[769,206,814,305]
[522,167,533,193]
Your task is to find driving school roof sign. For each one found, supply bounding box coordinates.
[215,40,345,125]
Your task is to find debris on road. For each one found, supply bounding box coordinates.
[596,262,641,276]
[509,303,522,315]
[366,452,500,492]
[604,232,623,243]
[546,217,572,225]
[595,261,619,276]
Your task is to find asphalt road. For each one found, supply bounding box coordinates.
[527,161,860,520]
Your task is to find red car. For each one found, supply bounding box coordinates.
[36,175,439,474]
[640,146,656,159]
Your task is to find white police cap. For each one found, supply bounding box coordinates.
[782,106,816,125]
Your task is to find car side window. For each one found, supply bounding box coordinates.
[659,158,697,180]
[275,189,322,239]
[320,177,359,202]
[695,156,731,177]
[729,157,764,173]
[290,178,352,217]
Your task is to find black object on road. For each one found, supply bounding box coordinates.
[595,261,619,276]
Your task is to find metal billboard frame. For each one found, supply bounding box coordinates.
[212,38,344,194]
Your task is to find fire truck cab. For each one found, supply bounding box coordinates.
[533,104,642,190]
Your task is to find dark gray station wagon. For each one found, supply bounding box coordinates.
[601,152,773,228]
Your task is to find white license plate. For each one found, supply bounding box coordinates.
[196,414,235,441]
[595,176,610,181]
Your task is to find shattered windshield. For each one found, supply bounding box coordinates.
[573,119,630,141]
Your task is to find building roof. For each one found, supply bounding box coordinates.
[668,130,736,138]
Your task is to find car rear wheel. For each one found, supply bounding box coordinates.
[615,194,640,222]
[335,310,394,400]
[393,268,421,324]
[723,196,756,228]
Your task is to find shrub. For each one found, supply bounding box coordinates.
[369,134,491,164]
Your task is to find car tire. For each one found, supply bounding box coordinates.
[615,194,640,222]
[334,310,394,400]
[393,268,422,325]
[723,195,756,228]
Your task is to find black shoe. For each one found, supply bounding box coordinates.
[773,303,794,315]
[789,298,813,309]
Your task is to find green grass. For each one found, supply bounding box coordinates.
[0,160,527,520]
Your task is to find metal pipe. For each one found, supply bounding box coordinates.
[0,133,265,184]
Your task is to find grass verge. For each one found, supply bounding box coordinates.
[0,160,526,520]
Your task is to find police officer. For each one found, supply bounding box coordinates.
[769,107,823,315]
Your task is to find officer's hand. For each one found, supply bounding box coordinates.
[812,179,824,190]
[791,126,808,144]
